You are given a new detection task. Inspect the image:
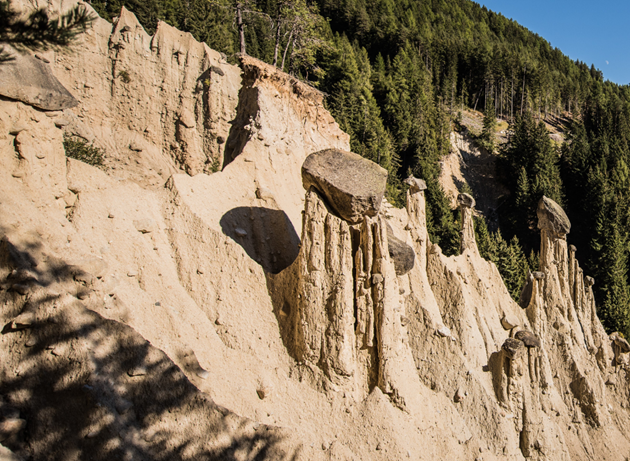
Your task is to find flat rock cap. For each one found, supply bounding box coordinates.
[610,332,630,353]
[515,330,541,348]
[457,193,475,208]
[404,176,427,193]
[537,196,570,235]
[302,149,388,223]
[0,47,78,111]
[502,338,525,358]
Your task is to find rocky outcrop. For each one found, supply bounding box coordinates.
[538,195,571,236]
[0,47,78,110]
[386,224,415,276]
[270,184,410,401]
[458,192,478,255]
[440,130,509,217]
[404,176,427,193]
[14,4,241,186]
[0,232,296,461]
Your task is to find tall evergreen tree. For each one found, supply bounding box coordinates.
[498,112,563,252]
[479,97,497,152]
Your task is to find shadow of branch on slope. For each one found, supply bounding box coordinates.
[0,228,300,461]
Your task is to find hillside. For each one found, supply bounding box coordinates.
[1,2,630,460]
[81,0,630,337]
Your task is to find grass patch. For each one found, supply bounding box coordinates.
[63,134,106,169]
[118,69,131,83]
[496,120,509,132]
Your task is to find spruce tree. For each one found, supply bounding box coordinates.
[479,97,497,152]
[598,223,630,338]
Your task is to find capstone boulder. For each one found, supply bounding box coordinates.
[515,330,541,348]
[301,149,387,223]
[502,338,525,358]
[611,332,630,353]
[404,176,427,193]
[457,193,475,208]
[537,196,570,235]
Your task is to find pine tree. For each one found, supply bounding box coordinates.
[498,112,563,252]
[474,214,492,259]
[319,35,401,204]
[479,97,497,152]
[423,179,459,256]
[478,229,530,301]
[598,223,630,338]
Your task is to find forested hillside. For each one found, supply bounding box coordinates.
[90,0,630,338]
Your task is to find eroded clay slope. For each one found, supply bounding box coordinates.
[12,1,241,187]
[1,4,630,461]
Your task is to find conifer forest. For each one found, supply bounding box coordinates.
[90,0,630,339]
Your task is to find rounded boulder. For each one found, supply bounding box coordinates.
[302,149,388,224]
[537,196,570,235]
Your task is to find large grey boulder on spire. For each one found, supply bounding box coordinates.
[457,193,475,208]
[537,196,570,235]
[611,332,630,353]
[302,149,388,224]
[0,47,78,111]
[404,176,426,193]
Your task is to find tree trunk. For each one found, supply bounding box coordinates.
[500,78,503,119]
[511,69,514,121]
[236,2,246,55]
[273,12,281,67]
[281,27,294,71]
[521,66,526,116]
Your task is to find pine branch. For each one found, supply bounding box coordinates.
[0,1,95,61]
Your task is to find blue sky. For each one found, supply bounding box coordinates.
[478,1,630,85]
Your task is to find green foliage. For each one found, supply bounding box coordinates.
[475,216,530,301]
[459,182,473,196]
[424,179,459,256]
[319,35,404,205]
[210,156,221,173]
[497,112,563,252]
[478,98,497,152]
[186,0,237,55]
[598,223,630,338]
[118,70,131,83]
[271,0,326,77]
[559,85,630,335]
[63,135,106,169]
[91,0,164,33]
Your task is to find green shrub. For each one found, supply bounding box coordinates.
[118,69,131,83]
[210,156,221,173]
[63,134,106,168]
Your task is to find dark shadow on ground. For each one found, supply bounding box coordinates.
[222,81,259,168]
[220,207,300,274]
[0,228,301,461]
